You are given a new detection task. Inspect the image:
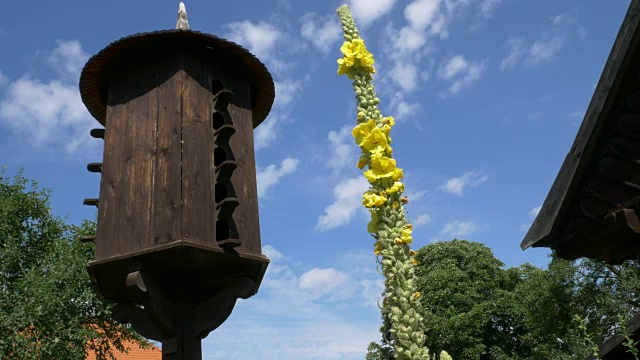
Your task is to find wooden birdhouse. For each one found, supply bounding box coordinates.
[78,4,274,358]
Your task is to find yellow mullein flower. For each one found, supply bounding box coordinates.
[392,168,404,181]
[364,157,398,182]
[370,153,396,174]
[387,181,404,194]
[382,124,392,137]
[381,117,395,137]
[361,127,388,152]
[369,146,385,157]
[362,191,386,208]
[352,120,376,146]
[338,6,433,359]
[337,39,376,75]
[400,226,413,244]
[374,243,382,255]
[356,155,368,170]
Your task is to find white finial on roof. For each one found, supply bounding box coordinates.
[176,2,189,30]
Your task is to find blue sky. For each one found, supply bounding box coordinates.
[0,0,631,359]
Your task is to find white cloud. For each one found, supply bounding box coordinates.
[203,245,382,359]
[390,62,419,93]
[500,12,574,71]
[437,54,484,92]
[577,27,588,40]
[262,244,285,262]
[300,13,342,54]
[479,0,505,18]
[225,21,282,61]
[327,126,358,172]
[48,40,88,80]
[412,213,432,227]
[389,91,421,122]
[316,176,369,231]
[404,0,441,31]
[274,79,303,109]
[499,37,525,71]
[298,268,352,300]
[255,68,308,151]
[440,55,468,79]
[438,171,488,196]
[254,114,281,150]
[257,157,299,197]
[0,70,8,87]
[395,100,420,120]
[566,111,582,119]
[549,13,576,26]
[526,36,564,66]
[0,40,95,154]
[441,220,477,239]
[438,55,486,95]
[528,112,542,120]
[348,0,397,27]
[205,309,379,359]
[529,205,542,218]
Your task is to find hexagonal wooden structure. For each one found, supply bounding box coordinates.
[79,29,274,359]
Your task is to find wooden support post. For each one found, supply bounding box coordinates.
[111,266,255,359]
[163,291,202,360]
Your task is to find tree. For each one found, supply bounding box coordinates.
[0,168,150,359]
[367,239,640,360]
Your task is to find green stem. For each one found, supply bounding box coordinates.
[336,5,431,360]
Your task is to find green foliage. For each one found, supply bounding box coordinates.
[0,168,150,359]
[367,239,640,360]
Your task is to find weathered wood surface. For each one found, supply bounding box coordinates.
[521,0,640,263]
[226,81,261,254]
[181,56,216,245]
[152,58,182,246]
[96,71,128,259]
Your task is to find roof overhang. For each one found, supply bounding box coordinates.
[522,1,640,264]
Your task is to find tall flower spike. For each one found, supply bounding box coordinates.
[176,2,190,30]
[335,4,440,360]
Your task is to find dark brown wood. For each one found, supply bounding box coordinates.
[96,70,128,259]
[80,27,275,360]
[227,92,262,254]
[584,313,640,360]
[81,235,96,243]
[90,128,105,139]
[87,163,103,173]
[522,0,640,263]
[83,198,99,207]
[124,58,158,254]
[181,56,216,245]
[152,59,182,246]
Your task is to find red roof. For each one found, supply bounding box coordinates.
[85,340,162,360]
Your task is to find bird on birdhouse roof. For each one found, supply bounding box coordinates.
[176,2,189,30]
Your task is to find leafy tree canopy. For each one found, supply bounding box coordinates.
[368,239,640,360]
[0,168,150,359]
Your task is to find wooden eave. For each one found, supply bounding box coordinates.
[521,1,640,264]
[585,313,640,360]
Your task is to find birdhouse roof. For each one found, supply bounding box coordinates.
[79,30,275,128]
